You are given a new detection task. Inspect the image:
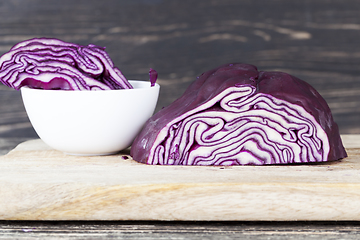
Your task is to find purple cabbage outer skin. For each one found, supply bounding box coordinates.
[131,63,347,165]
[0,38,132,90]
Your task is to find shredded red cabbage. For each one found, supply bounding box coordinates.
[131,63,347,165]
[149,68,158,87]
[0,38,133,90]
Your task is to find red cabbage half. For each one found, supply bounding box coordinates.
[0,38,132,90]
[131,63,347,165]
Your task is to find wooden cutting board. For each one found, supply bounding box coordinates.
[1,135,360,221]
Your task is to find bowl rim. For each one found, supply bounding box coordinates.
[20,80,160,92]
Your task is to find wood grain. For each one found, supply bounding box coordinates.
[0,0,359,141]
[2,221,360,240]
[1,221,360,240]
[0,135,359,221]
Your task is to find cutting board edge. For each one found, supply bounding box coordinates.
[2,181,360,221]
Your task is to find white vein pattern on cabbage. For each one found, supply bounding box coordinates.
[0,39,130,90]
[148,85,330,165]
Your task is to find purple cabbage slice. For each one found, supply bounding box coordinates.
[149,68,158,87]
[0,38,132,90]
[130,63,347,165]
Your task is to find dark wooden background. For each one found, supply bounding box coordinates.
[1,0,360,238]
[1,0,360,142]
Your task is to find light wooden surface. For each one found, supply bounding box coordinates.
[0,134,358,221]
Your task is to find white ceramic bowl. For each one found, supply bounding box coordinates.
[21,80,160,155]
